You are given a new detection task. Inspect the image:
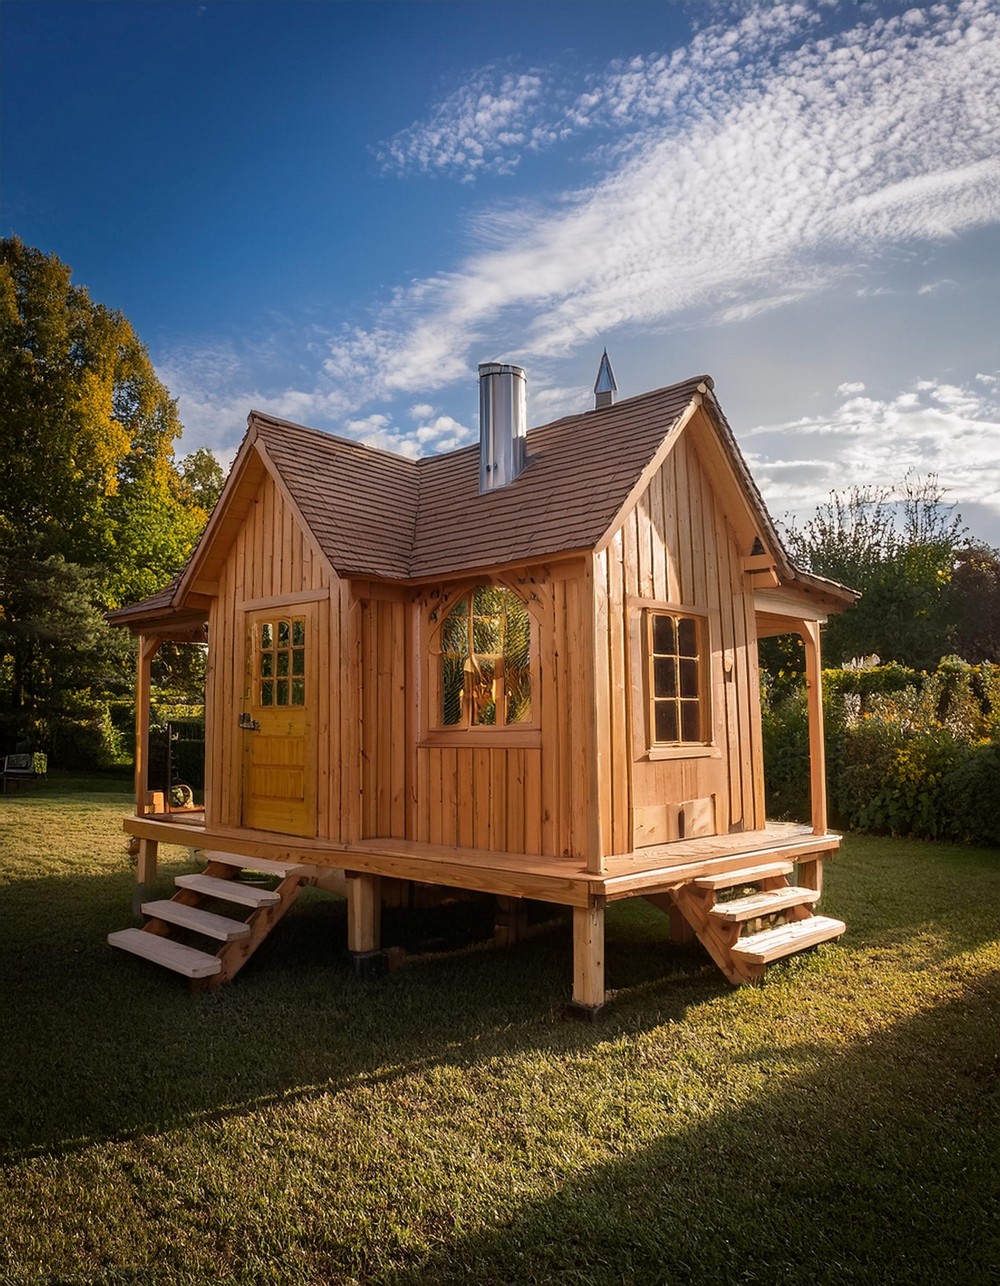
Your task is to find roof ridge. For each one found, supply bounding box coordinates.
[257,374,711,470]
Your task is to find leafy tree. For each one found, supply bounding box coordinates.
[946,544,1000,664]
[780,475,967,670]
[179,447,226,514]
[0,239,219,759]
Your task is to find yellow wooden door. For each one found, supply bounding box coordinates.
[241,605,317,837]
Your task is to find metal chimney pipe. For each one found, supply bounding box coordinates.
[478,362,526,493]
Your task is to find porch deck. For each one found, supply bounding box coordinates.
[122,814,839,908]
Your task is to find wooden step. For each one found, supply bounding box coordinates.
[730,915,846,964]
[691,861,794,891]
[710,886,820,923]
[141,899,251,942]
[175,873,281,908]
[108,928,222,979]
[202,849,310,878]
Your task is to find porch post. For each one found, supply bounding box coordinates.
[801,620,828,838]
[134,634,161,816]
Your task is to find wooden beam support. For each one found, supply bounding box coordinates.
[134,635,162,817]
[131,837,159,914]
[570,900,605,1017]
[800,619,828,836]
[797,857,823,895]
[346,872,381,971]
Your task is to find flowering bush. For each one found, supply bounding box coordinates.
[763,659,1000,846]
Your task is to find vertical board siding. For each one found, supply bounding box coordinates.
[359,597,409,841]
[593,421,766,853]
[206,470,337,836]
[404,573,586,857]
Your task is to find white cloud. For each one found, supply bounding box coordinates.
[376,68,546,178]
[837,381,866,395]
[744,373,1000,541]
[411,413,474,453]
[338,409,473,459]
[335,0,999,403]
[161,2,1000,469]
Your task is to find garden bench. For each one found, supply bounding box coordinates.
[2,752,47,792]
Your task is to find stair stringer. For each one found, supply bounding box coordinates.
[646,863,836,987]
[647,888,754,985]
[139,859,317,990]
[201,867,315,990]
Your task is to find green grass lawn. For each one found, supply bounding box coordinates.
[2,774,998,1284]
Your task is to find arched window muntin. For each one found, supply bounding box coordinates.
[428,581,539,733]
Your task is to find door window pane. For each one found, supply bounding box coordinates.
[256,616,306,707]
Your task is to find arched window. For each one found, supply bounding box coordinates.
[437,586,533,728]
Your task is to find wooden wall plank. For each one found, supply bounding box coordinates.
[540,579,560,856]
[663,452,681,602]
[376,601,393,833]
[316,584,331,839]
[590,553,612,868]
[390,600,407,838]
[523,748,542,856]
[570,573,592,862]
[473,749,491,850]
[607,532,630,855]
[457,750,475,848]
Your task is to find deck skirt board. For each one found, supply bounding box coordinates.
[124,816,840,906]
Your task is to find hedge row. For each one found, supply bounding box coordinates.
[763,658,1000,846]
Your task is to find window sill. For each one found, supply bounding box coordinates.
[643,744,722,762]
[420,728,542,750]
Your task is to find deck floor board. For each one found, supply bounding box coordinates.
[124,817,840,907]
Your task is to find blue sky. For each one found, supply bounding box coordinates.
[3,0,999,540]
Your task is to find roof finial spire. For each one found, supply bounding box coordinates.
[593,348,617,409]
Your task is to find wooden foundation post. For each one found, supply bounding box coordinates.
[570,900,605,1018]
[347,872,382,975]
[136,838,158,885]
[132,837,159,914]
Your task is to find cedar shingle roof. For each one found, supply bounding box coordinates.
[112,371,857,624]
[255,421,419,579]
[252,374,709,581]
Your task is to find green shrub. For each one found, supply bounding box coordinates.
[47,704,128,770]
[764,659,1000,847]
[761,689,811,822]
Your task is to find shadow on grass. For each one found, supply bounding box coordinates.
[2,828,998,1183]
[0,854,724,1163]
[376,974,1000,1284]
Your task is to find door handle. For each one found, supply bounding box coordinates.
[238,713,260,731]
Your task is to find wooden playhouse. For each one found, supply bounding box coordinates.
[108,359,856,1013]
